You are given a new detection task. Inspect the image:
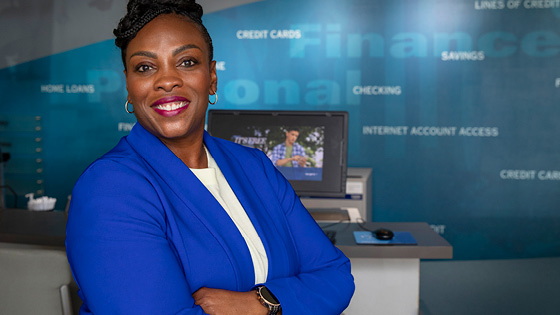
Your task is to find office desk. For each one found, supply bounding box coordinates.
[319,222,453,315]
[1,209,451,314]
[0,208,66,247]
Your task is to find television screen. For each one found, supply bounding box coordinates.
[207,110,348,197]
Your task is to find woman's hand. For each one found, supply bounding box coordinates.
[193,287,269,315]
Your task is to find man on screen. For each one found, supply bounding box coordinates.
[271,128,308,167]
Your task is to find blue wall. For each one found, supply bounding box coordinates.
[1,0,559,259]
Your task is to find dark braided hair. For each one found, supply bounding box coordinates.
[113,0,214,69]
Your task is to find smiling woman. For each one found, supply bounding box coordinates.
[64,1,355,314]
[123,15,217,166]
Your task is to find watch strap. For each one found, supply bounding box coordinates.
[255,285,281,315]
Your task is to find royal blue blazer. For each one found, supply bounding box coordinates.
[66,123,354,314]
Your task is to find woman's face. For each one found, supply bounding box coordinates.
[124,14,217,143]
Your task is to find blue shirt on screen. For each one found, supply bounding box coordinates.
[270,142,307,167]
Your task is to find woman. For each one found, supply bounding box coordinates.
[65,1,355,314]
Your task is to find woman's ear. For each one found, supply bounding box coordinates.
[209,60,218,93]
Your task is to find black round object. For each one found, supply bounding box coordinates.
[373,228,394,240]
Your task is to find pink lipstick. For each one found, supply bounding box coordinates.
[151,96,189,117]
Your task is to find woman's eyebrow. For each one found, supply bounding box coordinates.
[129,51,157,59]
[128,44,201,60]
[173,44,202,56]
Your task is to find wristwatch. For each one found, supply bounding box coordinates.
[255,285,281,315]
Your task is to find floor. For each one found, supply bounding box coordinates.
[419,257,560,315]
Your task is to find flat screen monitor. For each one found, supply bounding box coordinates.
[207,110,348,198]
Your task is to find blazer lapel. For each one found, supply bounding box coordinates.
[125,124,255,289]
[204,132,297,280]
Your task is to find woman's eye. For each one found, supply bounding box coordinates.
[136,64,153,73]
[180,59,197,68]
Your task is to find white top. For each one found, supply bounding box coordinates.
[190,147,268,284]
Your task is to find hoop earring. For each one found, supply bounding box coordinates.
[125,100,134,114]
[208,92,218,105]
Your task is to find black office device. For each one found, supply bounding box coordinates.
[207,110,348,198]
[373,228,394,241]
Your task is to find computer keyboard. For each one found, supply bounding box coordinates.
[309,208,351,221]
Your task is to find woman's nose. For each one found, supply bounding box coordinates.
[154,68,183,91]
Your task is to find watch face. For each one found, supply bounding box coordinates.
[261,286,280,304]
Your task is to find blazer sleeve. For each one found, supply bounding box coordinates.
[253,150,355,314]
[65,160,207,315]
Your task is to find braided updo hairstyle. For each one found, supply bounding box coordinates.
[113,0,214,69]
